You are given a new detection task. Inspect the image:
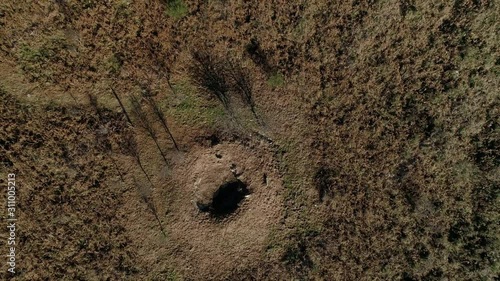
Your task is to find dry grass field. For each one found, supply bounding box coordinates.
[0,0,498,280]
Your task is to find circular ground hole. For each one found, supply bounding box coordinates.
[204,179,248,216]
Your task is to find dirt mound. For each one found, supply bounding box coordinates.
[192,147,250,216]
[163,140,283,279]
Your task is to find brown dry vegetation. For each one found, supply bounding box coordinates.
[0,0,498,280]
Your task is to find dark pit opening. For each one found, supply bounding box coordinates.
[210,180,248,216]
[208,134,220,146]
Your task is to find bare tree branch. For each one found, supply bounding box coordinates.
[133,177,167,237]
[147,97,179,151]
[129,94,168,164]
[110,87,133,125]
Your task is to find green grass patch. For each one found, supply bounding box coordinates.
[105,53,123,75]
[267,72,285,88]
[164,79,226,127]
[114,0,132,19]
[17,34,68,82]
[19,45,51,63]
[165,0,188,19]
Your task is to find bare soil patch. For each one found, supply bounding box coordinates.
[160,140,283,279]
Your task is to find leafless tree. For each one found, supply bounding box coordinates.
[226,60,260,122]
[147,97,179,151]
[123,134,153,187]
[129,94,168,164]
[109,154,126,183]
[189,50,262,123]
[189,51,230,110]
[110,87,133,125]
[133,176,167,237]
